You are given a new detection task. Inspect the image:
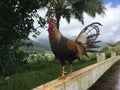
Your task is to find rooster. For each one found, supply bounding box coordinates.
[48,17,102,79]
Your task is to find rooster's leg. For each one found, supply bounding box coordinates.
[68,64,72,74]
[66,64,72,76]
[58,65,66,79]
[62,65,65,77]
[70,64,72,73]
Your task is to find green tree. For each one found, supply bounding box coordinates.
[46,0,105,29]
[0,0,49,76]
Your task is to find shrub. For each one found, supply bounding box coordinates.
[0,49,28,76]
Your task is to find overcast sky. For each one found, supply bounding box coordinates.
[29,0,120,43]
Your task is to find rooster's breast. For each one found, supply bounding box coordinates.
[49,35,77,60]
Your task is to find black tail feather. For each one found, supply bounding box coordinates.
[92,40,101,43]
[85,53,89,58]
[87,49,98,52]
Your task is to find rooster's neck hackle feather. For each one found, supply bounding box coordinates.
[48,17,62,41]
[48,17,55,34]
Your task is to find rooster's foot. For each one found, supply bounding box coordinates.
[58,74,66,79]
[66,71,72,76]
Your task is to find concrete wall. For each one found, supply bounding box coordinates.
[33,54,120,90]
[97,53,106,62]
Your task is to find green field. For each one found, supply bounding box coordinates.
[0,53,96,90]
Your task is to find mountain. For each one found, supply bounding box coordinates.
[36,38,50,47]
[97,41,108,49]
[23,38,51,53]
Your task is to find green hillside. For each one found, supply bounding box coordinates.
[23,39,51,53]
[101,41,120,55]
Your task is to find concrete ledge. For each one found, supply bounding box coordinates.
[33,56,120,90]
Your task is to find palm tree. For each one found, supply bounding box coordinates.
[46,0,105,29]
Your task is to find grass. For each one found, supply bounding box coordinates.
[0,53,96,90]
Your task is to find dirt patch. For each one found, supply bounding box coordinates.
[88,61,120,90]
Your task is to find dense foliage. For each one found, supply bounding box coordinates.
[0,0,48,76]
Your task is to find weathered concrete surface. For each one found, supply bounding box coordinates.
[33,56,120,90]
[97,53,106,62]
[111,52,116,57]
[116,69,120,90]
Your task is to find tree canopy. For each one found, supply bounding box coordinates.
[46,0,105,29]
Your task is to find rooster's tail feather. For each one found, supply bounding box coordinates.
[76,22,102,52]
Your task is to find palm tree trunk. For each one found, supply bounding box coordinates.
[56,14,60,29]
